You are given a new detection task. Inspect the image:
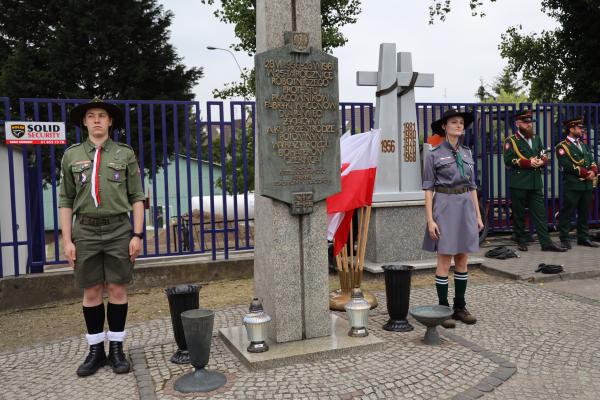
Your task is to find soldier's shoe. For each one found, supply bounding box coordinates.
[452,307,477,325]
[441,318,456,329]
[577,239,600,248]
[517,243,528,252]
[560,240,572,250]
[76,343,107,377]
[108,341,130,374]
[541,242,567,252]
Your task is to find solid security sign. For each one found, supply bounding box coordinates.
[5,121,66,145]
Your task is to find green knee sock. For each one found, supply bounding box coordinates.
[435,275,449,306]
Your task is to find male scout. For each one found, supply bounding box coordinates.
[59,98,145,377]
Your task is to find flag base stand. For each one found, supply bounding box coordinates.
[329,288,378,311]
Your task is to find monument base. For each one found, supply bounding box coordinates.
[365,200,429,263]
[219,314,384,370]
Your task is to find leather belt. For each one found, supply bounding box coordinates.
[78,214,126,226]
[434,186,470,194]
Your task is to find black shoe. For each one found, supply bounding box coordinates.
[108,341,130,374]
[541,242,567,252]
[560,240,572,250]
[577,239,600,248]
[517,243,528,252]
[76,343,107,377]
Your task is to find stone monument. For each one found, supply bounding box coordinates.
[357,43,435,266]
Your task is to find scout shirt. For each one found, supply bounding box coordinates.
[59,137,145,216]
[422,141,477,191]
[502,131,548,190]
[555,136,598,191]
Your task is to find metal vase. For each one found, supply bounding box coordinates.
[174,309,227,393]
[382,265,414,332]
[165,284,200,364]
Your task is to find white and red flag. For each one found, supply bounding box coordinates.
[326,129,380,256]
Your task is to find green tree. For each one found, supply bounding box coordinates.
[499,0,600,102]
[200,0,361,98]
[0,0,203,184]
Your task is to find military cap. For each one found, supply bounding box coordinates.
[430,108,474,136]
[69,97,124,130]
[563,116,584,129]
[512,109,535,123]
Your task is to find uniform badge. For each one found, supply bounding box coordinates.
[558,148,565,156]
[113,171,121,181]
[81,173,87,184]
[505,142,510,150]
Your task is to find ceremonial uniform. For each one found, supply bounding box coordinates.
[422,140,479,254]
[59,138,145,287]
[555,117,599,248]
[59,98,145,377]
[502,110,564,252]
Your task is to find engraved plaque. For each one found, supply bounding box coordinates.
[291,192,314,215]
[255,32,340,206]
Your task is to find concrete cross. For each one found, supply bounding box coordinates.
[357,43,434,201]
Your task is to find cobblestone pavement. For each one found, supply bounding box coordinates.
[2,282,600,399]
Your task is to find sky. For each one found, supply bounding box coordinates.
[160,0,558,104]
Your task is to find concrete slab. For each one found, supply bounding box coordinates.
[542,277,600,301]
[218,314,384,370]
[364,257,484,274]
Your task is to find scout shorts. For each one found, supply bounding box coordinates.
[72,214,134,288]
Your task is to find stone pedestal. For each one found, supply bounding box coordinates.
[365,201,429,264]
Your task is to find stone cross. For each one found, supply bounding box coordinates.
[357,43,434,201]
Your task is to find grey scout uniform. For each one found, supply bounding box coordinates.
[59,137,145,288]
[422,140,479,254]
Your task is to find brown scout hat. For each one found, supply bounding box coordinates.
[430,108,474,136]
[69,97,124,130]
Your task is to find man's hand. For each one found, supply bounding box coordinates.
[129,237,142,262]
[586,171,595,181]
[531,157,544,168]
[64,241,76,268]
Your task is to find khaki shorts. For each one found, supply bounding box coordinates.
[72,214,134,289]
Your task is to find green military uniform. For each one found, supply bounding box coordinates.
[59,137,145,288]
[556,134,598,243]
[503,131,553,247]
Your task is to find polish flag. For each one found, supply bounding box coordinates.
[326,129,380,256]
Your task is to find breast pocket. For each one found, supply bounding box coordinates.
[107,163,126,183]
[71,163,91,188]
[463,153,475,179]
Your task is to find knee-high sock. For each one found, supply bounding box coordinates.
[83,303,105,334]
[435,275,449,306]
[454,271,468,309]
[107,302,128,333]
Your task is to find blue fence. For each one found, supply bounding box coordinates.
[0,99,599,277]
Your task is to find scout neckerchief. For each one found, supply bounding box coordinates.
[90,145,102,207]
[451,142,465,178]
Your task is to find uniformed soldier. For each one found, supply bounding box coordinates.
[59,98,145,377]
[423,109,484,328]
[555,117,599,249]
[502,110,565,252]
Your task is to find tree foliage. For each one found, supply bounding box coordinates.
[200,0,361,98]
[475,66,528,103]
[0,0,203,100]
[500,0,600,102]
[428,0,497,24]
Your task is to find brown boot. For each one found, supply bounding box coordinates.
[441,318,456,329]
[453,307,477,325]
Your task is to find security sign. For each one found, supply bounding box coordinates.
[5,121,66,145]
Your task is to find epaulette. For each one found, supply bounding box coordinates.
[64,142,82,152]
[460,144,470,150]
[555,140,567,148]
[116,142,133,150]
[430,144,441,151]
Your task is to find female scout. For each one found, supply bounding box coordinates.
[422,109,484,328]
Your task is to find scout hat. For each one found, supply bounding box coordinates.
[512,109,535,123]
[430,108,474,136]
[69,97,124,130]
[562,116,584,131]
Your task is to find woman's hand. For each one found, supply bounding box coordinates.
[477,217,484,232]
[428,220,440,240]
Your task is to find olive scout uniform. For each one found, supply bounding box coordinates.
[425,108,478,327]
[503,110,565,252]
[59,98,145,377]
[555,117,599,248]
